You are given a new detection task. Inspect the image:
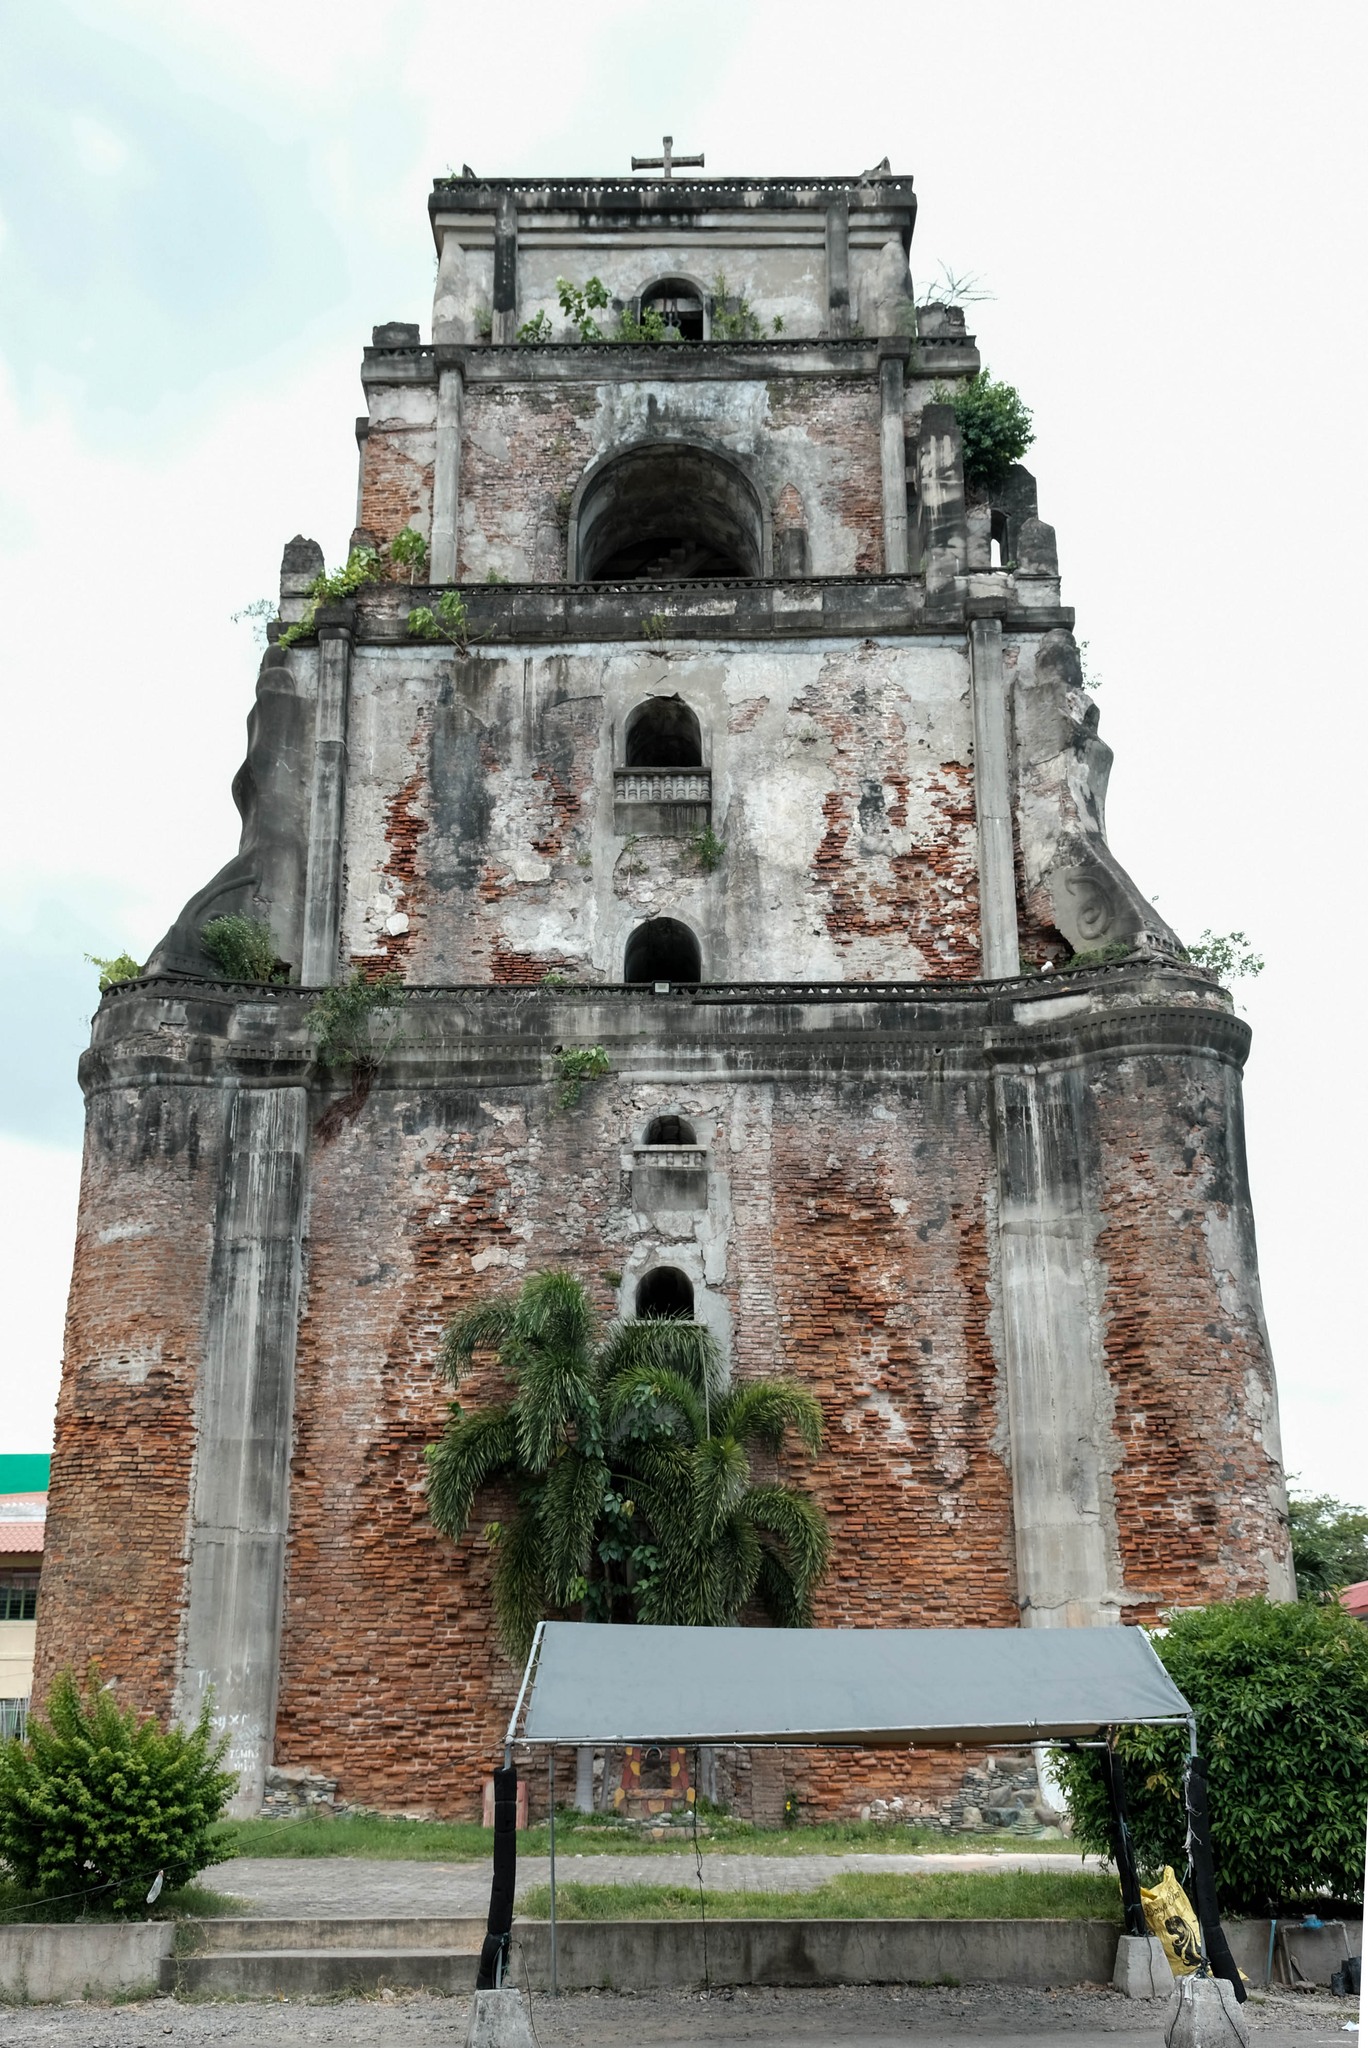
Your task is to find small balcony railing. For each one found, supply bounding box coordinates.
[614,768,712,807]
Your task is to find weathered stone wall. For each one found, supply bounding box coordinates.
[445,375,883,581]
[338,637,982,984]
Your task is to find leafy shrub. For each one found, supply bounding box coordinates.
[1051,1600,1368,1912]
[408,589,472,650]
[1061,941,1131,971]
[516,310,552,344]
[617,303,678,343]
[709,272,781,340]
[1290,1491,1368,1600]
[86,951,142,992]
[552,1043,610,1110]
[308,969,405,1076]
[200,916,281,983]
[935,370,1034,489]
[389,526,429,581]
[1182,930,1264,985]
[555,276,610,341]
[0,1667,235,1915]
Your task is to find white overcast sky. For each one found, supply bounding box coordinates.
[1,0,1364,1507]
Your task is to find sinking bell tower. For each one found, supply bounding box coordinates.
[37,153,1293,1819]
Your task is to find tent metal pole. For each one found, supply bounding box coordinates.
[1099,1731,1147,1937]
[1184,1725,1246,2002]
[506,1620,546,1766]
[549,1750,558,1996]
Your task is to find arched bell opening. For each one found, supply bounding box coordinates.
[625,697,703,769]
[639,276,706,341]
[571,441,769,582]
[623,918,702,985]
[635,1267,695,1320]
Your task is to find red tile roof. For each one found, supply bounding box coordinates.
[1340,1580,1368,1620]
[0,1521,43,1553]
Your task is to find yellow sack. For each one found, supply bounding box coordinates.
[1140,1865,1203,1977]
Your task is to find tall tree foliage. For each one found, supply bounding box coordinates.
[1288,1491,1368,1600]
[1051,1600,1368,1912]
[425,1270,830,1659]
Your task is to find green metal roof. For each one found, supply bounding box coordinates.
[0,1454,50,1493]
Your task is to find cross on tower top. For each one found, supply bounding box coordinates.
[631,136,704,180]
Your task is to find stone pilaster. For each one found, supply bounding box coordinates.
[492,192,518,344]
[175,1085,309,1814]
[430,366,465,584]
[969,613,1021,978]
[432,229,467,343]
[989,1061,1123,1628]
[301,607,353,986]
[825,198,850,336]
[878,342,910,575]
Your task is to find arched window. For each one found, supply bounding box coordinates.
[624,918,702,984]
[644,1113,696,1146]
[640,277,706,341]
[572,442,768,582]
[625,698,702,769]
[635,1267,695,1320]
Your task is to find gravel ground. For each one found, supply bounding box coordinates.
[209,1850,1108,1918]
[0,1982,1355,2047]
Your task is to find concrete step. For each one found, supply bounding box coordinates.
[186,1915,485,1954]
[173,1945,481,1997]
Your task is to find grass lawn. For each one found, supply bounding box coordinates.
[217,1809,1064,1863]
[517,1868,1122,1921]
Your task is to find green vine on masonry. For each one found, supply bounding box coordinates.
[278,546,380,647]
[551,1043,611,1111]
[710,271,783,341]
[689,826,726,874]
[309,970,406,1075]
[276,527,431,646]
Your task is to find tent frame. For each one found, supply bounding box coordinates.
[476,1621,1236,2005]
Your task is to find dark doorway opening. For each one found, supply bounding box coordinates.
[635,1267,695,1320]
[625,698,702,768]
[575,443,765,582]
[624,919,702,984]
[644,1114,696,1146]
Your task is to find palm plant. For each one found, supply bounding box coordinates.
[425,1270,831,1660]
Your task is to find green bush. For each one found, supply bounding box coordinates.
[200,916,281,983]
[0,1668,235,1915]
[936,369,1034,489]
[1051,1600,1368,1913]
[86,951,142,993]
